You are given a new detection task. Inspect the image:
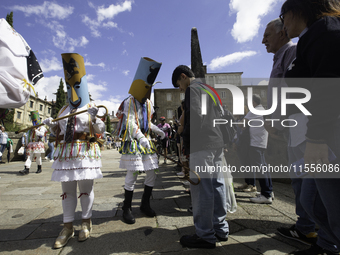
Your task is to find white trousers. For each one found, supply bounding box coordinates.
[24,153,42,168]
[61,180,94,223]
[124,170,156,191]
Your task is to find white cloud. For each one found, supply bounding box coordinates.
[209,51,257,70]
[122,70,130,76]
[43,21,89,51]
[40,56,63,73]
[88,81,108,101]
[82,1,133,37]
[33,75,65,102]
[85,61,106,68]
[97,1,133,22]
[229,0,278,43]
[92,96,123,117]
[258,79,269,85]
[10,1,74,20]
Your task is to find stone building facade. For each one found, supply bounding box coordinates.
[12,94,54,128]
[154,72,268,122]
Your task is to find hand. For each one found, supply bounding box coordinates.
[304,142,329,165]
[264,122,277,135]
[87,106,99,121]
[42,117,54,126]
[139,137,151,150]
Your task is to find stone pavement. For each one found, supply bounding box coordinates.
[0,149,309,254]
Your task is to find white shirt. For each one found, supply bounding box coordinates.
[245,104,268,149]
[0,130,8,144]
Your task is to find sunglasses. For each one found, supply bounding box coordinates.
[279,10,288,23]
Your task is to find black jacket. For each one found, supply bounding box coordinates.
[285,16,340,140]
[182,79,225,154]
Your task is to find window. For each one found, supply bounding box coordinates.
[30,101,34,108]
[166,93,172,101]
[167,109,173,119]
[17,111,22,119]
[221,91,226,99]
[180,93,185,101]
[48,107,51,114]
[261,90,266,99]
[40,104,43,111]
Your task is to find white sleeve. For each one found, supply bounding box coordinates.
[35,126,46,137]
[93,118,106,134]
[150,123,165,137]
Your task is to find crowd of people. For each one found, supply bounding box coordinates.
[1,0,340,254]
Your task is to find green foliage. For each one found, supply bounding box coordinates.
[106,116,112,133]
[6,12,13,28]
[54,79,66,117]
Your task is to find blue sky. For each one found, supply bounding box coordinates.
[0,0,287,114]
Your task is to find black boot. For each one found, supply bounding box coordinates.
[122,189,135,224]
[140,185,156,217]
[36,165,42,174]
[19,166,29,175]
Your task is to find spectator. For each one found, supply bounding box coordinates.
[45,133,55,162]
[244,95,273,204]
[280,0,340,254]
[262,17,317,245]
[21,133,27,161]
[172,65,229,249]
[0,126,8,164]
[157,116,171,164]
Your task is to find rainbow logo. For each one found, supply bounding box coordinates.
[199,84,222,115]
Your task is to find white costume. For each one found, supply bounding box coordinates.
[0,18,43,108]
[42,53,105,248]
[50,104,104,182]
[117,57,163,224]
[24,126,47,168]
[117,96,164,191]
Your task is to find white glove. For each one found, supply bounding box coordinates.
[87,106,99,121]
[139,137,151,150]
[42,117,54,126]
[159,130,165,140]
[150,123,165,139]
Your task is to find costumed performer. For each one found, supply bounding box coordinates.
[19,111,47,175]
[42,53,105,249]
[116,57,165,224]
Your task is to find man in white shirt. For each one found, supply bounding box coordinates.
[0,126,8,164]
[244,95,273,204]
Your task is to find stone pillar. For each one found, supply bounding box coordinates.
[191,27,206,83]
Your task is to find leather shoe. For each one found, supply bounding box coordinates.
[54,227,74,249]
[215,233,228,241]
[180,234,215,249]
[78,221,92,242]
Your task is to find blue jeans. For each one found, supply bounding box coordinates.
[189,148,229,243]
[248,146,273,198]
[0,143,6,161]
[299,118,340,252]
[287,141,316,235]
[47,142,54,160]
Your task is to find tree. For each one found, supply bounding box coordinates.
[6,12,13,28]
[106,116,112,133]
[54,79,66,117]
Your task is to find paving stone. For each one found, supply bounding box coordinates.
[231,229,297,254]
